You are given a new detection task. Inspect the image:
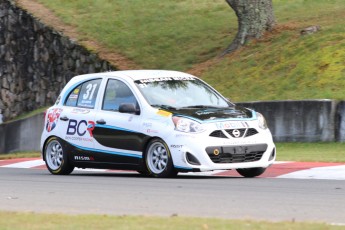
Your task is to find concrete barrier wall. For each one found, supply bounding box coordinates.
[336,101,345,142]
[0,112,44,153]
[1,100,345,154]
[237,100,338,142]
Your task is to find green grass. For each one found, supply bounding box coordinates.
[3,107,47,124]
[194,0,345,101]
[0,152,40,160]
[37,0,235,71]
[276,143,345,162]
[0,211,342,230]
[35,0,345,101]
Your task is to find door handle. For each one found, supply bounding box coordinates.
[60,116,69,121]
[96,119,106,125]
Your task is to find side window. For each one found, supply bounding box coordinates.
[102,79,138,111]
[65,85,82,107]
[65,79,101,108]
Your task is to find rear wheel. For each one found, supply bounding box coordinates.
[236,167,266,178]
[145,138,177,178]
[44,137,74,175]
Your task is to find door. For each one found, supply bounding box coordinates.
[60,78,102,162]
[93,78,145,165]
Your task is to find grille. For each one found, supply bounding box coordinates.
[208,152,264,163]
[245,128,259,137]
[206,144,267,164]
[209,130,227,138]
[209,128,259,139]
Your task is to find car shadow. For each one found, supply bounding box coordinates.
[65,171,243,179]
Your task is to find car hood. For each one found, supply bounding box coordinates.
[162,105,254,121]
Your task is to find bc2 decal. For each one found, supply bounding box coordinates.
[66,119,95,137]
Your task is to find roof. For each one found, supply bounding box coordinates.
[66,70,195,87]
[74,70,197,81]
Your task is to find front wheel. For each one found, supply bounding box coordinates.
[236,167,266,178]
[44,137,74,175]
[145,138,177,178]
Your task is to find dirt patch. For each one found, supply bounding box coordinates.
[15,0,140,70]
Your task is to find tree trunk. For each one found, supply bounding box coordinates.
[222,0,276,55]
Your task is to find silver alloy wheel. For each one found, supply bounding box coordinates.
[46,140,63,170]
[147,142,169,174]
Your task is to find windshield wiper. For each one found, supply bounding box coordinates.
[150,104,179,110]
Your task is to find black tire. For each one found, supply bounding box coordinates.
[137,169,150,176]
[145,138,177,178]
[236,167,266,178]
[44,137,74,175]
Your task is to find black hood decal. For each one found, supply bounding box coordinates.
[162,105,253,121]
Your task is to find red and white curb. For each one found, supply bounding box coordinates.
[1,158,345,180]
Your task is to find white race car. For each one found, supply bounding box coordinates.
[41,70,276,178]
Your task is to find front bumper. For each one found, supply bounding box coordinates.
[167,129,276,172]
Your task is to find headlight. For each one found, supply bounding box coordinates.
[257,112,268,129]
[172,117,205,133]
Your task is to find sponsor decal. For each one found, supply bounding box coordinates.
[147,117,171,126]
[196,110,215,115]
[74,156,94,161]
[175,134,197,139]
[157,110,172,117]
[69,95,78,99]
[46,108,63,132]
[138,76,195,84]
[222,140,260,145]
[170,145,183,148]
[143,122,153,128]
[215,121,247,129]
[66,136,93,142]
[71,108,90,114]
[78,100,94,108]
[147,129,159,134]
[66,119,95,141]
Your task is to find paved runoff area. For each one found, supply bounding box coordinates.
[1,158,345,180]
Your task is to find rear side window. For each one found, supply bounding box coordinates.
[65,79,101,108]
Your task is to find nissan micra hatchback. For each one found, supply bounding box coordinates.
[41,70,276,178]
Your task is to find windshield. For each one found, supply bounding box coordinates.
[135,77,230,109]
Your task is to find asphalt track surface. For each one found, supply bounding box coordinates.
[1,160,345,224]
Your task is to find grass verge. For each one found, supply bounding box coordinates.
[0,152,40,160]
[276,142,345,162]
[2,107,47,124]
[0,211,342,230]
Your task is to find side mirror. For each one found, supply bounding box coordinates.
[119,103,140,115]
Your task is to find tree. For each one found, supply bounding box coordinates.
[223,0,276,55]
